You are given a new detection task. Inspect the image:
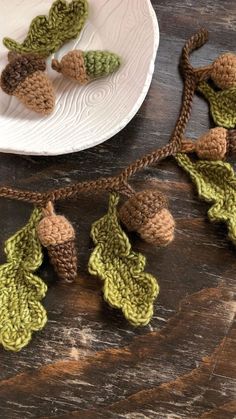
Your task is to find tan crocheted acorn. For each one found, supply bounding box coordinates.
[0,54,55,115]
[182,127,229,160]
[52,50,121,84]
[37,202,77,283]
[119,190,175,247]
[211,53,236,89]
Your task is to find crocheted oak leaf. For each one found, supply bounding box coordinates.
[198,81,236,128]
[0,209,47,352]
[175,153,236,245]
[88,193,159,326]
[3,0,88,57]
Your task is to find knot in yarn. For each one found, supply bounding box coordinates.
[119,190,175,247]
[211,53,236,89]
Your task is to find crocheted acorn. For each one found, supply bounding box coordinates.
[52,50,121,84]
[0,54,55,115]
[211,53,236,89]
[37,202,77,283]
[182,127,228,160]
[119,190,175,247]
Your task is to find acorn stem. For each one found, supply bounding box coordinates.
[193,64,213,82]
[181,139,196,153]
[51,58,62,73]
[43,201,56,217]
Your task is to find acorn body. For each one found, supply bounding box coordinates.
[37,203,77,283]
[0,54,55,115]
[182,127,230,160]
[211,53,236,89]
[119,190,175,247]
[195,127,228,160]
[52,50,121,84]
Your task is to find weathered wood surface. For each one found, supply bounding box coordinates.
[0,1,235,418]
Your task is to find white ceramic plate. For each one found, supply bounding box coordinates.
[0,0,159,155]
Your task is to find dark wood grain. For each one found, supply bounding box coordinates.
[0,1,235,418]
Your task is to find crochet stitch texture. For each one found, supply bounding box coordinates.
[175,154,236,245]
[3,0,88,57]
[0,54,55,115]
[0,209,47,351]
[37,202,77,283]
[198,81,236,128]
[52,50,121,83]
[88,193,159,326]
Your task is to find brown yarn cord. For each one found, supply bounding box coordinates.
[227,130,236,154]
[0,29,209,207]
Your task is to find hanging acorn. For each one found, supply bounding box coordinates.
[119,190,175,247]
[51,50,121,84]
[37,202,77,283]
[0,53,55,115]
[211,53,236,89]
[182,127,228,160]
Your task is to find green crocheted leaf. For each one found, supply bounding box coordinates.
[175,153,236,245]
[0,209,47,351]
[88,193,159,326]
[198,81,236,128]
[3,0,88,57]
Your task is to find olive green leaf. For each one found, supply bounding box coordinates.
[198,81,236,129]
[3,0,88,57]
[88,193,159,326]
[175,153,236,245]
[0,209,47,351]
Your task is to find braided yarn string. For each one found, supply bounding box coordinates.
[3,0,88,57]
[175,154,236,245]
[88,193,159,326]
[0,29,209,205]
[0,209,47,351]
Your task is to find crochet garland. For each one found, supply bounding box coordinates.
[0,28,235,351]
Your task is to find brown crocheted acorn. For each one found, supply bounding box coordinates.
[51,50,121,84]
[182,127,229,160]
[0,54,55,115]
[119,190,175,247]
[37,202,77,283]
[211,53,236,89]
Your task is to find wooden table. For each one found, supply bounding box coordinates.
[0,1,235,418]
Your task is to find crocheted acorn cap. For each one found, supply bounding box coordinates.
[1,54,46,95]
[0,54,55,115]
[37,214,75,247]
[52,50,121,84]
[211,53,236,89]
[119,190,175,247]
